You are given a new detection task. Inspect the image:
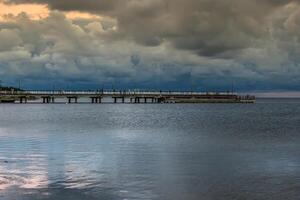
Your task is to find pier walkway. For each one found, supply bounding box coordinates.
[0,90,255,104]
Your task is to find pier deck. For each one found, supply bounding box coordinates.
[0,90,255,104]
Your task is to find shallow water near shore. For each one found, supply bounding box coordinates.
[0,98,300,200]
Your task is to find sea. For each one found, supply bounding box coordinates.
[0,98,300,200]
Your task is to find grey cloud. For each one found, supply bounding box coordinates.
[130,54,140,66]
[0,12,203,88]
[0,29,22,51]
[1,1,300,90]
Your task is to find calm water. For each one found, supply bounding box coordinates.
[0,99,300,200]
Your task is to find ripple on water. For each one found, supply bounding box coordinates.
[0,100,300,200]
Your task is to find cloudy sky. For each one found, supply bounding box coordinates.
[0,0,300,93]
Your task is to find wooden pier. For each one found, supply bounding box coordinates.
[0,90,255,104]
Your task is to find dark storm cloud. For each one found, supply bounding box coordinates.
[4,0,300,57]
[4,0,120,12]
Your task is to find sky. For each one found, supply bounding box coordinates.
[0,0,300,94]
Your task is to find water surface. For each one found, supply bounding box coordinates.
[0,99,300,199]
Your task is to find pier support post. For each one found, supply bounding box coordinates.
[19,97,27,104]
[122,97,125,103]
[43,96,54,103]
[91,97,102,103]
[134,97,138,103]
[67,97,78,103]
[157,98,162,103]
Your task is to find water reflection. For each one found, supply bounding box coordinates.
[0,156,48,190]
